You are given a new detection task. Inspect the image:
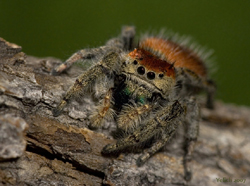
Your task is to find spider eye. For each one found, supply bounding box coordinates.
[159,73,164,78]
[133,60,138,65]
[147,72,155,80]
[137,66,145,75]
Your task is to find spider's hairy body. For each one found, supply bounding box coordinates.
[140,37,207,76]
[52,26,216,181]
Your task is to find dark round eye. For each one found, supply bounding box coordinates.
[159,73,164,78]
[137,66,145,75]
[133,60,138,65]
[147,72,155,80]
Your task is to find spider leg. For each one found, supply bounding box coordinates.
[183,97,199,181]
[90,88,115,128]
[204,79,216,109]
[136,130,176,166]
[121,26,136,51]
[52,26,135,75]
[52,51,121,117]
[52,46,110,75]
[176,68,216,109]
[102,101,184,154]
[106,25,136,51]
[117,103,154,132]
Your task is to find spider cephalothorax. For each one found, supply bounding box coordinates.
[125,48,176,95]
[52,26,216,181]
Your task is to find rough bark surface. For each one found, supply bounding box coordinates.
[0,38,250,186]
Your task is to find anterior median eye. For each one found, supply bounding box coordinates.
[137,66,145,75]
[159,73,164,78]
[147,72,155,80]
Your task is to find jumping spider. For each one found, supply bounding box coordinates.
[52,26,216,181]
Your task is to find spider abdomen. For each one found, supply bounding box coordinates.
[140,37,207,77]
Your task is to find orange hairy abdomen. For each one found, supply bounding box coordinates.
[140,37,207,77]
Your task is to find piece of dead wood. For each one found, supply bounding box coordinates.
[0,38,250,186]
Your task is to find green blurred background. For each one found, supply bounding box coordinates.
[0,0,250,106]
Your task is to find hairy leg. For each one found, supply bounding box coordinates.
[121,26,136,51]
[105,26,136,51]
[90,89,115,128]
[136,126,178,166]
[102,101,184,154]
[204,79,216,109]
[176,68,216,109]
[52,51,121,117]
[51,46,111,75]
[117,103,154,132]
[52,26,135,75]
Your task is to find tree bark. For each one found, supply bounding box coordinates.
[0,37,250,186]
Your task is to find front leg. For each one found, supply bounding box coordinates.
[90,88,115,128]
[52,51,121,117]
[102,101,184,154]
[136,130,176,166]
[52,46,110,75]
[52,26,135,75]
[117,103,154,132]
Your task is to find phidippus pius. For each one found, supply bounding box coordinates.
[52,26,216,181]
